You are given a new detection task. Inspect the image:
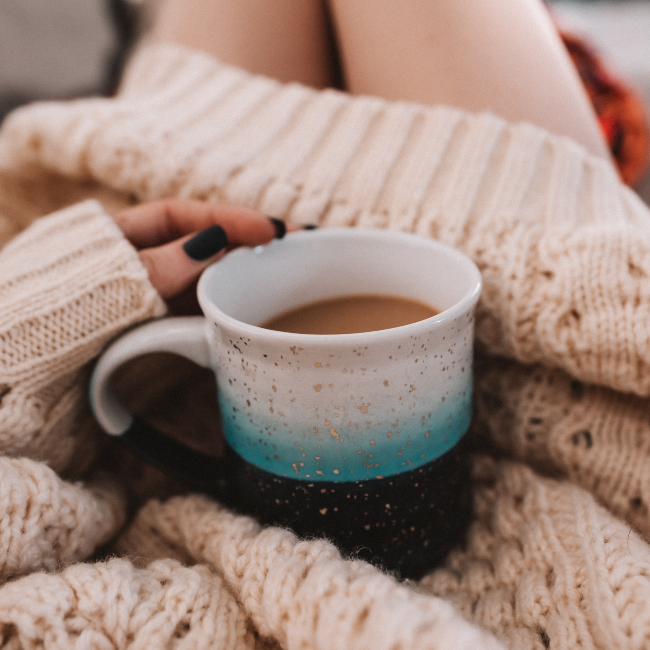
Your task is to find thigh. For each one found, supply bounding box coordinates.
[152,0,336,88]
[327,0,610,159]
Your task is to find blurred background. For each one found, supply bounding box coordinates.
[1,0,649,199]
[0,0,130,119]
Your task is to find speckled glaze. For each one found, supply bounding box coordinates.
[211,310,473,481]
[198,228,481,483]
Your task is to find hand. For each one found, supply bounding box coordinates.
[113,199,299,299]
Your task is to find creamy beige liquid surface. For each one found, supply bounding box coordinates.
[260,293,439,335]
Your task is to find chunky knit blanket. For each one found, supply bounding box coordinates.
[2,42,650,650]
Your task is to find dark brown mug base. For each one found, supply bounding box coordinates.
[229,438,472,580]
[117,412,471,580]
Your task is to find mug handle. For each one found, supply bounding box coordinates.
[89,316,235,497]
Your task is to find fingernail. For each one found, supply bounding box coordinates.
[183,225,228,261]
[302,224,317,230]
[268,217,286,239]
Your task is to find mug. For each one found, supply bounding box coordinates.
[90,228,482,578]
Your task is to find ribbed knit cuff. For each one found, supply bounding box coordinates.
[0,199,166,375]
[0,199,166,461]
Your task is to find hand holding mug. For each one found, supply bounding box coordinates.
[93,215,481,579]
[112,199,297,299]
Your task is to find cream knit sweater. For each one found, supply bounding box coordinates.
[2,42,650,650]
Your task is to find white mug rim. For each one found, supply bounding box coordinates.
[197,228,482,345]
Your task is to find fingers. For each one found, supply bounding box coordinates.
[137,226,222,298]
[113,199,279,249]
[137,216,307,299]
[115,199,313,299]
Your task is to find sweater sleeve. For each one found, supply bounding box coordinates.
[3,43,650,397]
[0,199,166,474]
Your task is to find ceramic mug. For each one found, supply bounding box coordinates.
[90,228,482,578]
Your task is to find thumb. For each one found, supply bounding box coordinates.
[139,224,230,299]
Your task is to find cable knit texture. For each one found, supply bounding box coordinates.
[0,457,125,581]
[0,558,255,649]
[116,495,502,650]
[1,41,650,648]
[421,457,650,650]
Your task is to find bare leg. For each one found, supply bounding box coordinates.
[151,0,336,88]
[328,0,610,159]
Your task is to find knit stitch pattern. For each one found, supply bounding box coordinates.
[116,495,502,650]
[422,457,650,650]
[0,457,125,581]
[473,354,650,540]
[0,41,650,649]
[0,200,166,473]
[0,558,255,649]
[4,44,650,397]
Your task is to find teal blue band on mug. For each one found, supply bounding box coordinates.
[218,377,472,481]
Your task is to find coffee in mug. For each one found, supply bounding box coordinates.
[260,293,439,335]
[90,228,482,579]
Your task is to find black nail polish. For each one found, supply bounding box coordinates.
[183,225,228,261]
[302,224,318,230]
[269,217,286,239]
